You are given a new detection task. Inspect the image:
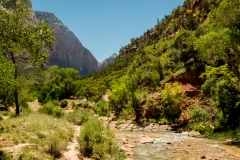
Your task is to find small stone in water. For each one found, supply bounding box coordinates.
[201,155,206,159]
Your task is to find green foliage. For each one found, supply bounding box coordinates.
[187,105,214,135]
[60,100,68,108]
[0,55,16,107]
[188,105,209,123]
[0,0,55,115]
[92,100,110,117]
[38,102,64,118]
[82,102,89,109]
[65,108,91,125]
[109,76,129,115]
[78,118,125,159]
[37,66,82,103]
[47,136,67,158]
[0,150,11,160]
[201,65,240,127]
[161,83,187,119]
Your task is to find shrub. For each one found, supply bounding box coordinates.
[47,136,67,158]
[0,150,11,160]
[52,100,60,106]
[188,105,209,123]
[60,100,68,108]
[161,82,187,119]
[82,102,89,109]
[71,101,76,108]
[38,102,54,115]
[92,100,110,116]
[78,118,125,159]
[187,105,214,135]
[66,109,90,125]
[38,102,64,118]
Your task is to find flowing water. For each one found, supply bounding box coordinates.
[113,130,240,160]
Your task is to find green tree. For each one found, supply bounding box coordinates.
[195,0,240,77]
[37,66,81,103]
[161,82,187,119]
[127,61,142,121]
[0,55,17,108]
[109,61,143,121]
[200,65,240,127]
[0,0,55,115]
[109,76,129,115]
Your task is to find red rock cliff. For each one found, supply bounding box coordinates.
[34,11,98,75]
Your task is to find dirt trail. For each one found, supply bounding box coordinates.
[1,143,33,155]
[27,100,41,112]
[59,125,81,160]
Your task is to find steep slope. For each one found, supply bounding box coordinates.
[98,53,118,70]
[34,11,98,76]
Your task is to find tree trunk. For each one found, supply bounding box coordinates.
[10,53,20,115]
[15,89,20,115]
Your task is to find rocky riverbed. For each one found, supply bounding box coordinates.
[105,119,240,160]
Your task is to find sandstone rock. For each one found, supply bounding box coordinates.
[140,137,154,144]
[181,131,189,136]
[188,131,201,137]
[125,144,136,148]
[34,11,98,76]
[125,127,133,131]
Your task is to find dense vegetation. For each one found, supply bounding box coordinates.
[1,0,240,158]
[0,0,125,159]
[82,0,240,134]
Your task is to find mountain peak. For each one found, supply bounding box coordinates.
[34,11,98,75]
[98,53,118,70]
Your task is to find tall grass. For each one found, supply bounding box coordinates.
[0,113,73,159]
[77,118,125,159]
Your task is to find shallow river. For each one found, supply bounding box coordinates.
[113,130,240,160]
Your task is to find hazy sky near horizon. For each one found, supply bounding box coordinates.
[32,0,185,62]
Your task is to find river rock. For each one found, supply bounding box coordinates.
[126,151,134,156]
[181,131,189,136]
[188,131,201,137]
[140,137,154,144]
[125,127,132,131]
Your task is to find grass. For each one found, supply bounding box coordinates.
[208,127,240,142]
[0,113,73,159]
[78,117,126,159]
[65,108,93,125]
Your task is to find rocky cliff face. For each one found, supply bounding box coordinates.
[98,53,118,70]
[34,11,98,75]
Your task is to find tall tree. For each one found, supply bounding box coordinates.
[0,0,55,115]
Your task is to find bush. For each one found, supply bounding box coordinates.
[92,100,110,116]
[0,150,11,160]
[82,102,89,109]
[188,105,209,123]
[71,101,76,108]
[47,136,67,158]
[187,105,214,135]
[52,100,60,106]
[78,118,125,159]
[161,83,187,119]
[60,100,68,108]
[66,109,90,125]
[38,102,64,118]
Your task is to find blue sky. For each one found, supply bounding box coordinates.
[32,0,185,62]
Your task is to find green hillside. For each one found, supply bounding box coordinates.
[79,0,240,132]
